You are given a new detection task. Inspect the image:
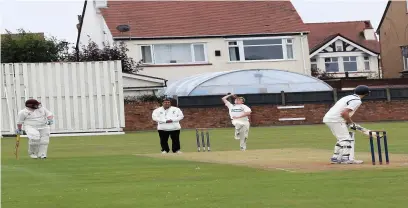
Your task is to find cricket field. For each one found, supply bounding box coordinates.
[2,122,408,208]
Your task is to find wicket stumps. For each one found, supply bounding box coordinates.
[369,131,389,165]
[195,128,211,152]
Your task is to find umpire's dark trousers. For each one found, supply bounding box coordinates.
[158,130,181,153]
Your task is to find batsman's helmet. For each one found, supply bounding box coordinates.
[25,99,41,109]
[354,85,370,96]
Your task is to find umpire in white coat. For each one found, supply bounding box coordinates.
[152,97,184,154]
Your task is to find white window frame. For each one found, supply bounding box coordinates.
[364,56,370,71]
[343,56,358,72]
[310,57,317,70]
[406,0,408,13]
[139,43,208,65]
[402,46,408,71]
[226,36,295,62]
[324,57,339,72]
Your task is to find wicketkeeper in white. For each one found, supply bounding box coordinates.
[323,85,370,164]
[16,99,54,159]
[222,93,252,151]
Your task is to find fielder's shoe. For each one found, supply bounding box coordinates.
[39,154,47,159]
[175,151,182,154]
[234,131,240,140]
[161,151,167,154]
[29,154,38,159]
[240,147,246,151]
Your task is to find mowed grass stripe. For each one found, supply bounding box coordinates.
[2,122,408,208]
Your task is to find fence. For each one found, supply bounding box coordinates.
[1,61,125,136]
[324,78,408,89]
[176,88,408,108]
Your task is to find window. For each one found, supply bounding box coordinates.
[364,56,370,70]
[227,38,294,61]
[402,46,408,71]
[286,39,294,59]
[343,56,358,72]
[141,43,207,64]
[310,58,317,70]
[324,57,339,72]
[228,41,240,61]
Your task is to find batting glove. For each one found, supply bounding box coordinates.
[15,129,23,135]
[46,119,54,125]
[349,123,357,130]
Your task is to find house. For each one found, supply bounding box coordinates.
[305,21,381,79]
[78,0,311,82]
[376,0,408,78]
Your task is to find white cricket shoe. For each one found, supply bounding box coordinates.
[29,154,38,159]
[175,151,182,154]
[161,151,167,154]
[39,154,47,159]
[340,159,364,164]
[240,147,246,151]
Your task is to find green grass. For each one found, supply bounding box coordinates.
[2,122,408,208]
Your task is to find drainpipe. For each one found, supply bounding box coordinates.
[75,0,88,62]
[300,32,307,74]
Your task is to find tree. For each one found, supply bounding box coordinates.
[1,29,143,73]
[1,29,67,63]
[65,38,143,73]
[311,66,335,80]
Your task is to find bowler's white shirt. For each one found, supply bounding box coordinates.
[17,107,53,128]
[225,102,251,122]
[323,94,362,123]
[152,106,184,131]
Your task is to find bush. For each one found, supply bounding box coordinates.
[66,38,143,73]
[124,94,166,104]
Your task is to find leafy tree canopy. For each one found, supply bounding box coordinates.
[1,29,142,73]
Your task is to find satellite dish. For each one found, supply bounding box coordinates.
[116,25,130,32]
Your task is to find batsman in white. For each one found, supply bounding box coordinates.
[323,85,370,164]
[222,93,252,151]
[15,99,54,159]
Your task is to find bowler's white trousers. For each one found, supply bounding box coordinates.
[25,125,50,157]
[232,120,250,149]
[325,122,355,161]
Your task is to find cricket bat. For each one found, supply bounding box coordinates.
[350,124,382,138]
[14,134,20,160]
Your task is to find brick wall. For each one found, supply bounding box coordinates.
[124,100,408,131]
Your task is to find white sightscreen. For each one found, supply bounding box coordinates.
[1,61,125,135]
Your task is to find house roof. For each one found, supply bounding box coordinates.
[122,72,168,81]
[305,21,380,54]
[100,1,309,39]
[376,0,391,33]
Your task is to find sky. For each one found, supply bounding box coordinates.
[0,0,390,45]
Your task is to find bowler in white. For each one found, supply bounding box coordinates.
[323,85,370,164]
[222,93,252,151]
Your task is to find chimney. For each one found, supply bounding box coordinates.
[363,21,376,40]
[94,0,108,9]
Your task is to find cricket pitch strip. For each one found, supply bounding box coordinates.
[140,148,408,173]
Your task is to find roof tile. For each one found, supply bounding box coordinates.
[101,0,308,38]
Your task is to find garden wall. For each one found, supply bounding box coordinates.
[124,100,408,131]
